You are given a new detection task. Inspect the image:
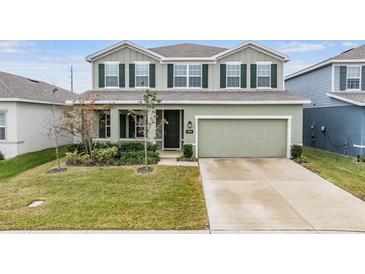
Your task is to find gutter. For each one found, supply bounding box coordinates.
[326,93,365,106]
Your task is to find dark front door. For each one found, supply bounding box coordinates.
[164,110,180,149]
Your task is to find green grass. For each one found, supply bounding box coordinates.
[302,146,365,200]
[0,161,208,230]
[0,146,68,181]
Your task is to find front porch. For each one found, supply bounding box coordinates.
[95,108,185,151]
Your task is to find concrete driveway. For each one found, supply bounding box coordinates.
[199,158,365,233]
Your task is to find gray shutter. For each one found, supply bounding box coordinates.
[202,64,208,88]
[129,64,135,88]
[240,64,247,88]
[167,64,174,88]
[250,64,257,88]
[340,66,347,91]
[220,64,226,88]
[362,66,365,91]
[149,64,156,88]
[271,64,277,88]
[98,64,105,88]
[119,64,125,88]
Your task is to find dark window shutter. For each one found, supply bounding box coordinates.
[202,64,209,88]
[220,64,226,88]
[340,66,347,91]
[98,64,105,88]
[167,64,174,88]
[362,66,365,91]
[240,64,247,88]
[119,64,125,88]
[120,113,126,138]
[271,64,277,88]
[129,64,135,88]
[128,115,135,138]
[149,64,156,88]
[250,64,257,88]
[98,113,105,138]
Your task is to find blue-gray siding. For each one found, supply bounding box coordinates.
[286,64,349,108]
[303,105,365,157]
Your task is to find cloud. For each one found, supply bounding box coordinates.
[341,41,358,48]
[0,41,35,54]
[284,60,312,76]
[277,41,333,53]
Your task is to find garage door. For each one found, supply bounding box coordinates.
[198,119,288,158]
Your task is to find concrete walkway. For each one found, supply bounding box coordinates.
[199,158,365,233]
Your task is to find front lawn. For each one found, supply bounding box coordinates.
[0,161,208,230]
[302,146,365,201]
[0,146,68,181]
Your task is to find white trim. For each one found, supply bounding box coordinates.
[226,63,241,89]
[103,61,120,64]
[225,61,242,65]
[104,62,119,88]
[67,99,311,105]
[194,115,292,159]
[173,64,202,89]
[331,64,335,92]
[326,93,365,106]
[135,62,150,88]
[353,144,365,149]
[0,98,65,105]
[0,111,6,142]
[256,62,271,88]
[134,61,151,64]
[213,41,289,62]
[346,65,361,91]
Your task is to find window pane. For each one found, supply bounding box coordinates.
[227,64,240,77]
[136,76,149,87]
[174,65,187,76]
[135,64,149,76]
[0,113,4,127]
[106,76,118,87]
[347,79,360,89]
[189,65,201,76]
[257,64,270,77]
[105,64,118,76]
[257,77,270,88]
[174,76,187,87]
[0,128,4,140]
[227,77,240,88]
[136,115,145,138]
[189,77,201,87]
[347,67,360,78]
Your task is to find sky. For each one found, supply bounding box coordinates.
[0,40,364,94]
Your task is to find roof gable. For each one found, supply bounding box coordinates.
[149,43,227,57]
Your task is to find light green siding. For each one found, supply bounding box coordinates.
[198,119,287,157]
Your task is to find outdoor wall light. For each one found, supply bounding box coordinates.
[187,121,193,128]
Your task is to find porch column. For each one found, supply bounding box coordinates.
[148,108,156,144]
[110,107,119,142]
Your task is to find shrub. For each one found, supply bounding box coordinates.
[67,143,85,153]
[92,147,118,166]
[120,151,160,165]
[291,144,303,159]
[65,151,93,166]
[119,141,158,152]
[0,151,4,161]
[295,155,307,164]
[182,144,193,159]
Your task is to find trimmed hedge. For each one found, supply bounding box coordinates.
[182,144,193,159]
[120,151,160,165]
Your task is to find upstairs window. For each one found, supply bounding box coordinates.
[105,63,119,87]
[135,63,149,87]
[226,64,240,88]
[0,112,5,141]
[98,112,111,139]
[174,64,202,88]
[257,63,271,88]
[347,66,361,90]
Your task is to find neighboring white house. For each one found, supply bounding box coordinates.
[0,70,77,159]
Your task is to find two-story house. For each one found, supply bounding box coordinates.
[76,41,309,158]
[286,44,365,157]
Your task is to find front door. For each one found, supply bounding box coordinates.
[164,110,180,149]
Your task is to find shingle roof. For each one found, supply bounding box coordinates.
[328,92,365,106]
[80,89,309,104]
[0,70,77,104]
[331,45,365,60]
[149,43,227,57]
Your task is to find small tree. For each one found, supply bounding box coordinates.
[128,89,164,169]
[58,93,107,155]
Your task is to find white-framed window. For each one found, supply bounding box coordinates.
[98,112,111,138]
[105,63,119,88]
[226,64,240,88]
[135,63,149,87]
[0,112,5,141]
[257,63,271,88]
[174,64,202,88]
[347,66,361,90]
[135,114,145,138]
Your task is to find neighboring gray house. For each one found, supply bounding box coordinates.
[70,41,309,158]
[285,45,365,157]
[0,71,77,158]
